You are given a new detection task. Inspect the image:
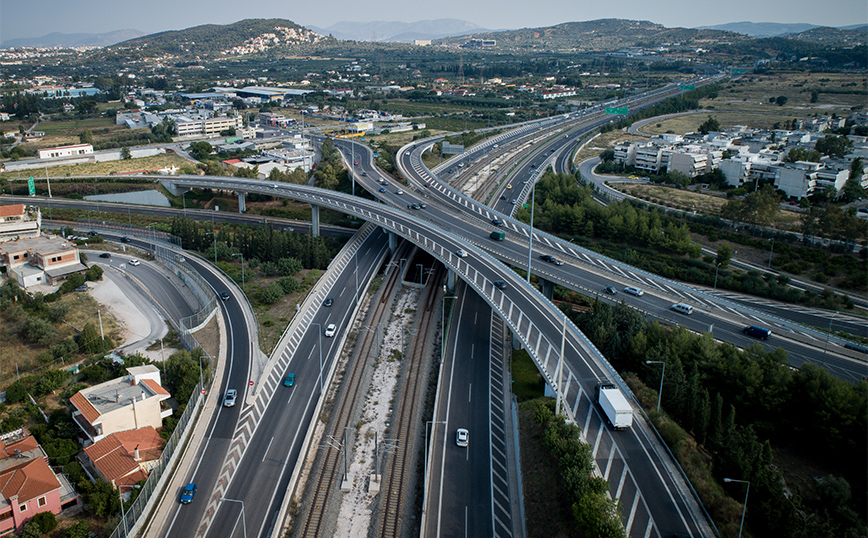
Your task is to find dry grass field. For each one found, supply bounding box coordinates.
[1,153,193,180]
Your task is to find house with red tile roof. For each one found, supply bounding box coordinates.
[0,429,79,533]
[80,427,164,492]
[70,365,172,445]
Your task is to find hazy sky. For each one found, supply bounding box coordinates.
[1,0,866,41]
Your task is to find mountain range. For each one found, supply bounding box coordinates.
[0,29,145,49]
[696,21,867,38]
[308,19,488,43]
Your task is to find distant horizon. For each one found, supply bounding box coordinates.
[1,0,865,43]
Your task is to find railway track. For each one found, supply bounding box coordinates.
[297,242,411,538]
[377,265,444,538]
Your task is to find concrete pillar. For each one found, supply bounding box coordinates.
[512,332,523,350]
[388,231,398,254]
[539,278,554,300]
[445,268,456,293]
[310,204,320,237]
[237,192,246,213]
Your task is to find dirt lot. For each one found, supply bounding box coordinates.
[0,154,192,180]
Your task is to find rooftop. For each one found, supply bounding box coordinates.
[0,235,74,255]
[70,373,170,425]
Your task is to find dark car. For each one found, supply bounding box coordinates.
[379,187,386,193]
[494,280,507,290]
[180,483,197,504]
[604,286,617,295]
[120,236,131,243]
[539,254,555,263]
[500,195,507,200]
[324,297,333,307]
[99,252,111,259]
[491,218,504,227]
[361,171,367,176]
[742,325,771,340]
[220,291,230,301]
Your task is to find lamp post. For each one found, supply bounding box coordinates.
[646,360,666,412]
[310,323,325,395]
[713,262,722,291]
[416,263,424,287]
[526,180,536,284]
[116,483,141,538]
[423,420,447,520]
[441,295,458,355]
[219,497,247,538]
[723,478,750,538]
[823,311,839,360]
[768,238,774,270]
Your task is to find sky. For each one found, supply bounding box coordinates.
[1,0,866,41]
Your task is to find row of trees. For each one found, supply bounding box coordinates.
[568,300,866,537]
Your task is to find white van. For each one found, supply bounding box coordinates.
[671,303,694,315]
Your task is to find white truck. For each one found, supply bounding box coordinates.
[596,383,633,430]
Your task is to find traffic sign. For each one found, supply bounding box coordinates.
[201,389,206,395]
[27,177,35,196]
[679,84,695,91]
[248,381,254,386]
[605,107,628,115]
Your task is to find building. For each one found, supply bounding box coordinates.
[0,235,86,288]
[0,205,40,243]
[80,427,163,492]
[37,144,93,160]
[70,365,172,445]
[0,429,79,534]
[175,115,243,138]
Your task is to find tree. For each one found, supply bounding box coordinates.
[716,242,733,268]
[775,95,788,106]
[120,147,131,160]
[841,157,865,203]
[815,135,853,158]
[698,115,720,135]
[20,520,42,538]
[79,129,94,145]
[29,511,58,533]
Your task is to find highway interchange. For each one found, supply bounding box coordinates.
[6,76,866,538]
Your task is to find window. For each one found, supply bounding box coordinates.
[0,510,11,521]
[37,497,46,507]
[19,503,26,512]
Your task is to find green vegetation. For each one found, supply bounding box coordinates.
[567,299,867,537]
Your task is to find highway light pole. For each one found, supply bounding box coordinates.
[823,311,838,360]
[116,483,141,538]
[311,323,325,395]
[219,497,247,538]
[723,478,750,538]
[768,238,774,269]
[423,420,447,521]
[417,264,423,287]
[232,252,245,288]
[526,180,536,284]
[646,360,666,412]
[441,295,457,355]
[713,262,721,291]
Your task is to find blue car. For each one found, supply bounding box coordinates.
[180,483,196,504]
[284,373,296,387]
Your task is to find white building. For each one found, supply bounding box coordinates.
[38,144,93,160]
[175,115,243,137]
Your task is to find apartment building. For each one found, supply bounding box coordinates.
[175,114,243,137]
[70,365,172,445]
[0,205,40,243]
[0,235,86,288]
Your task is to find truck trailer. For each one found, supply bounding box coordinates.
[596,383,633,430]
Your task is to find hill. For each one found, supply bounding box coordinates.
[434,18,750,52]
[1,29,145,49]
[309,19,486,43]
[103,18,325,60]
[783,26,867,46]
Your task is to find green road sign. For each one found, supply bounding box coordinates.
[679,84,695,90]
[27,177,35,196]
[522,203,529,209]
[605,107,628,115]
[732,68,745,74]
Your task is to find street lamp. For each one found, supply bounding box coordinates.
[116,483,141,538]
[723,478,750,538]
[526,180,536,284]
[713,262,722,291]
[423,420,447,519]
[310,323,325,395]
[219,497,247,538]
[823,311,839,360]
[416,264,424,287]
[768,238,774,270]
[645,360,666,412]
[441,295,458,355]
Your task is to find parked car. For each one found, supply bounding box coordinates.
[284,373,296,387]
[623,286,644,296]
[223,389,237,407]
[456,428,469,447]
[180,483,197,504]
[325,323,337,338]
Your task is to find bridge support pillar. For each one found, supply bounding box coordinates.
[539,278,554,301]
[388,231,398,254]
[237,192,246,213]
[160,181,189,197]
[445,269,456,293]
[512,333,523,350]
[310,204,320,237]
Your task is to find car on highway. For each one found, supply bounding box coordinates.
[379,187,386,193]
[493,280,507,290]
[324,323,337,338]
[604,286,617,295]
[539,254,563,265]
[353,161,358,165]
[510,199,517,205]
[180,483,197,504]
[128,259,140,266]
[418,202,426,209]
[99,252,111,259]
[284,373,296,387]
[361,172,367,176]
[455,249,468,258]
[395,190,404,195]
[506,184,512,190]
[500,195,507,200]
[456,428,469,447]
[623,286,644,296]
[408,203,421,210]
[671,303,694,315]
[223,389,237,407]
[448,169,454,174]
[220,291,230,301]
[742,325,771,340]
[120,236,131,243]
[324,297,333,307]
[380,180,388,185]
[491,218,504,227]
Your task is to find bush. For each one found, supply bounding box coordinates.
[261,282,285,304]
[29,511,57,533]
[85,264,104,281]
[5,382,26,404]
[278,276,299,294]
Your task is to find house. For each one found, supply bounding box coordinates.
[80,427,163,493]
[37,144,93,160]
[0,235,87,288]
[70,365,172,445]
[0,430,79,534]
[0,205,40,243]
